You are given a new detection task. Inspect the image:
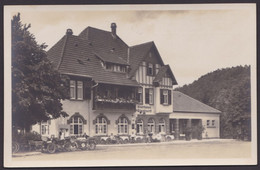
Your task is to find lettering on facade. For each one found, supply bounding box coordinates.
[136,105,152,113]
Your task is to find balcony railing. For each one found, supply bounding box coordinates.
[93,97,136,111]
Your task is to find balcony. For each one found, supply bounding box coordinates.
[93,84,137,111]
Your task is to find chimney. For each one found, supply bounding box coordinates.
[66,29,73,35]
[111,23,117,35]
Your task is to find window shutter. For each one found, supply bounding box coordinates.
[168,90,172,105]
[84,81,91,100]
[145,89,149,104]
[160,89,163,104]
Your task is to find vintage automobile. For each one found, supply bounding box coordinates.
[73,135,96,150]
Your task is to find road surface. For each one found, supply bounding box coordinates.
[12,139,251,161]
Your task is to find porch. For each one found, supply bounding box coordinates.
[169,118,203,140]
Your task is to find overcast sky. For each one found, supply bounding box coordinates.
[6,4,256,87]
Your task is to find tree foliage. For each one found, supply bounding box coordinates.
[175,65,251,140]
[12,13,69,131]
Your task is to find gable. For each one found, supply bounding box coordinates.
[143,46,164,65]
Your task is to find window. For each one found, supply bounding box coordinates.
[160,89,172,105]
[163,90,168,104]
[136,119,143,134]
[70,116,83,136]
[77,81,83,100]
[147,118,155,133]
[137,87,143,104]
[95,117,107,135]
[207,120,210,126]
[212,120,215,126]
[41,121,49,135]
[159,119,165,133]
[118,117,128,134]
[70,80,76,99]
[70,80,83,100]
[145,88,154,105]
[147,63,154,76]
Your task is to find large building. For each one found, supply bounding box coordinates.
[32,23,220,140]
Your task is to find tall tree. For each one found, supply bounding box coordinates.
[12,13,69,131]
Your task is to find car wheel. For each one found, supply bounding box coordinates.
[12,142,19,153]
[81,142,88,150]
[89,142,96,150]
[124,139,129,144]
[47,143,56,154]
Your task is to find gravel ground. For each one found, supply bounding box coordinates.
[12,139,251,161]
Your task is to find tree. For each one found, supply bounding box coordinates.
[12,13,69,132]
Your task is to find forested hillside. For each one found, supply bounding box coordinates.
[175,65,251,140]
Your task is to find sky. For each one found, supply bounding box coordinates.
[6,4,256,87]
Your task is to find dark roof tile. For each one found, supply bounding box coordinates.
[173,91,221,113]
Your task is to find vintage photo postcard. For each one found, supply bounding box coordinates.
[4,4,257,167]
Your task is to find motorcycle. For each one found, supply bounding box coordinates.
[42,136,77,154]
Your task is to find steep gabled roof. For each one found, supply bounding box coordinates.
[47,35,68,69]
[153,65,177,85]
[128,41,154,77]
[79,27,129,62]
[48,33,138,87]
[173,91,221,114]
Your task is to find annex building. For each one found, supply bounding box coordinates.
[32,23,220,141]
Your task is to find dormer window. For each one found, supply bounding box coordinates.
[147,63,154,76]
[105,63,126,73]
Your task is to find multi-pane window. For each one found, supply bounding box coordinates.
[147,63,154,76]
[77,81,83,100]
[70,116,83,136]
[95,117,107,135]
[118,117,128,134]
[207,120,216,127]
[207,120,210,126]
[136,119,143,134]
[163,90,168,104]
[160,89,171,105]
[137,87,143,104]
[41,121,49,135]
[105,63,126,72]
[70,80,83,100]
[212,120,215,126]
[159,119,165,133]
[145,88,154,105]
[147,118,155,133]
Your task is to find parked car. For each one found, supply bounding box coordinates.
[73,136,96,150]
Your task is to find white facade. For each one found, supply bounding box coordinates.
[170,112,220,138]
